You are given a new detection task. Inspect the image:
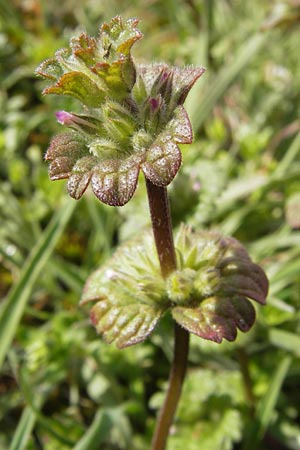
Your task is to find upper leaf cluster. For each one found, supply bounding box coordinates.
[36,16,205,206]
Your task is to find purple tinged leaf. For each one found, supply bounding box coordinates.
[90,300,162,348]
[141,141,181,186]
[150,67,173,103]
[137,64,205,114]
[67,155,98,199]
[137,64,169,92]
[167,106,193,144]
[45,132,86,161]
[217,255,269,305]
[45,133,87,181]
[172,66,206,105]
[172,295,256,343]
[91,155,141,206]
[48,156,74,180]
[81,230,166,348]
[81,225,267,346]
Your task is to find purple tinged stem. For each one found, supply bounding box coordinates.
[146,179,189,450]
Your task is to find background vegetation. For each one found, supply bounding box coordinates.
[1,1,300,449]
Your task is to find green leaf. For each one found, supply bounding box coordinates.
[92,60,131,99]
[35,58,63,80]
[70,32,98,65]
[0,201,76,370]
[43,71,105,107]
[82,231,167,347]
[99,16,142,59]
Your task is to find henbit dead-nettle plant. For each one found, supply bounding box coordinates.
[36,16,268,450]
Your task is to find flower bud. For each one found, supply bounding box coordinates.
[102,101,136,144]
[150,67,173,104]
[56,111,102,135]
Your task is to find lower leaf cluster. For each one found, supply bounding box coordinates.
[81,225,268,347]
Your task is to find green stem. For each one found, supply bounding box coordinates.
[236,348,255,417]
[146,179,190,450]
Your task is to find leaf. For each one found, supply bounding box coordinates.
[70,32,98,65]
[45,132,87,161]
[82,225,267,346]
[172,66,206,105]
[92,60,131,99]
[217,256,269,305]
[46,133,88,181]
[169,106,193,144]
[172,295,256,343]
[91,156,141,206]
[35,58,63,80]
[43,71,105,107]
[81,230,168,347]
[0,201,76,370]
[67,156,98,199]
[100,16,142,59]
[141,141,182,186]
[90,299,163,348]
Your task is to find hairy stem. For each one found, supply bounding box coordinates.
[146,179,190,450]
[145,179,177,278]
[150,323,189,450]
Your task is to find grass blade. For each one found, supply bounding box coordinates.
[269,329,300,357]
[0,201,76,370]
[242,355,292,450]
[73,408,113,450]
[9,404,42,450]
[186,32,268,130]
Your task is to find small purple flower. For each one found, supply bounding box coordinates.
[56,110,73,125]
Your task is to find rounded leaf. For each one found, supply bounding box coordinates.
[91,156,141,206]
[81,225,268,346]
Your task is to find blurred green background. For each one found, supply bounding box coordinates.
[1,1,300,449]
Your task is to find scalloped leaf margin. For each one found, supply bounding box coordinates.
[81,226,268,348]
